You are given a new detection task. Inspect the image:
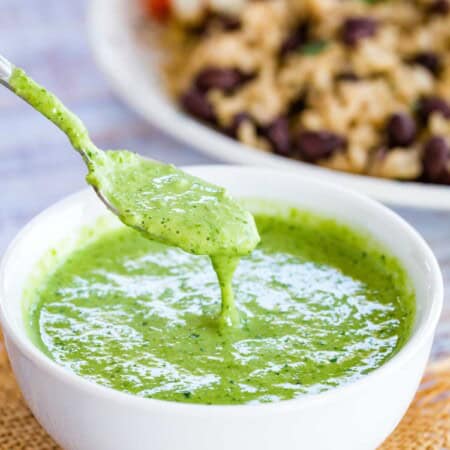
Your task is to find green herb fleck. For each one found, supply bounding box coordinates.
[300,40,328,55]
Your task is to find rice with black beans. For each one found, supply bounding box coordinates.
[156,0,450,185]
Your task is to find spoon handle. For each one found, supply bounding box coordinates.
[0,54,14,88]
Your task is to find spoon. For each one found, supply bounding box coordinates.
[0,54,260,325]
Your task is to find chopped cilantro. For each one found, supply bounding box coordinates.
[300,40,328,55]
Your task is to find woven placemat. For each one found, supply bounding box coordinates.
[0,334,449,450]
[0,334,59,449]
[380,358,450,450]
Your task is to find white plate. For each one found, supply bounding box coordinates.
[88,0,450,210]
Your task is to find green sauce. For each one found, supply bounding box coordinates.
[27,208,415,405]
[9,68,259,325]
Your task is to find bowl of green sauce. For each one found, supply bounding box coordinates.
[0,166,443,450]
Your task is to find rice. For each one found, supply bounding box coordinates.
[153,0,450,185]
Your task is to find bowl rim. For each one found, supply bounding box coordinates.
[0,165,443,416]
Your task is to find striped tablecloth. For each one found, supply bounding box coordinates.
[0,0,449,360]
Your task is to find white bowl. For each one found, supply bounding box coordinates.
[88,0,450,210]
[0,166,443,450]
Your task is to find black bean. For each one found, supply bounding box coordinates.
[186,20,209,36]
[218,14,241,31]
[180,86,216,123]
[341,17,378,47]
[225,112,252,138]
[189,13,241,35]
[422,136,450,184]
[428,0,449,15]
[280,22,309,56]
[386,113,417,147]
[296,131,346,162]
[195,67,251,93]
[335,72,360,82]
[417,96,450,124]
[261,117,292,156]
[410,52,441,76]
[288,93,307,116]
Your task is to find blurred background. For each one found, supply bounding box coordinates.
[0,0,449,359]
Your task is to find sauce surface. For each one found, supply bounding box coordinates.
[28,209,415,405]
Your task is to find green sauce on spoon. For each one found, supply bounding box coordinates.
[8,67,260,326]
